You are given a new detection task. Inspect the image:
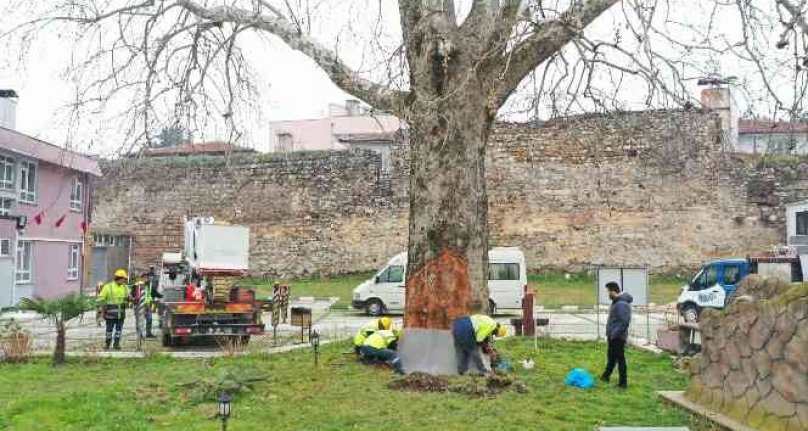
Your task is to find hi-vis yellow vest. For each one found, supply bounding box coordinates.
[470,314,497,343]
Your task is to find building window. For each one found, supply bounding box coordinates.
[67,243,80,280]
[0,155,14,190]
[797,211,808,236]
[19,161,37,203]
[15,240,32,284]
[0,197,12,216]
[70,176,83,210]
[0,239,10,256]
[488,263,520,281]
[277,133,294,152]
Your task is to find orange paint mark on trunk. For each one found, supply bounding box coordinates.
[405,248,471,330]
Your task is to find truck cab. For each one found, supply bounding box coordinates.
[676,258,748,322]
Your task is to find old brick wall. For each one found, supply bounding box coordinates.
[686,285,808,430]
[94,109,791,276]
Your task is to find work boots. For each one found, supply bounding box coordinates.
[104,339,111,350]
[113,338,121,350]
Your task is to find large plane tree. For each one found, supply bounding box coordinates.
[3,0,804,370]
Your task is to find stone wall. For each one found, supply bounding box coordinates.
[483,111,780,271]
[94,109,794,276]
[685,285,808,430]
[93,150,408,277]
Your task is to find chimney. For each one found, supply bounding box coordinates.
[0,89,18,130]
[345,99,360,116]
[700,85,738,150]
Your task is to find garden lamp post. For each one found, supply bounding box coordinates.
[311,330,320,365]
[218,391,232,431]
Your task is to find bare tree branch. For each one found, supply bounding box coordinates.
[172,0,405,114]
[491,0,619,105]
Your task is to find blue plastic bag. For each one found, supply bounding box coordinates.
[564,368,595,389]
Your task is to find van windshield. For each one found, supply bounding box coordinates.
[378,265,404,283]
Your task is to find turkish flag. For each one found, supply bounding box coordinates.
[54,214,66,228]
[33,212,44,225]
[80,221,88,233]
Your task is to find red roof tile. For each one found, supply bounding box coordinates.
[142,141,255,156]
[739,119,808,135]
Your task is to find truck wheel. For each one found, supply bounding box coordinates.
[365,299,385,316]
[682,303,700,323]
[239,336,250,345]
[161,333,171,347]
[488,299,497,315]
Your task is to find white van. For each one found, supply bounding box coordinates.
[351,247,527,315]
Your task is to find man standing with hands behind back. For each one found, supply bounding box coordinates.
[601,281,633,389]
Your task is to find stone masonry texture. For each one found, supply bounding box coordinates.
[94,109,805,276]
[685,284,808,431]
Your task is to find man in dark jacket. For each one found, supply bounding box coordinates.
[601,281,633,388]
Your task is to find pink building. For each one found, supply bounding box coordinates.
[0,90,101,307]
[269,100,403,173]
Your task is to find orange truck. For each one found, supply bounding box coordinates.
[159,217,264,347]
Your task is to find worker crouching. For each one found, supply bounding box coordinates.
[97,269,131,350]
[353,316,392,354]
[452,314,507,375]
[359,329,403,374]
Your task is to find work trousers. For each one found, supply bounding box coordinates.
[144,304,154,336]
[359,345,403,374]
[452,317,487,375]
[602,338,628,387]
[105,318,124,348]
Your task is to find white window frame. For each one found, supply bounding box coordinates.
[70,176,83,211]
[0,197,12,216]
[18,161,37,204]
[0,239,10,257]
[67,243,80,280]
[15,240,33,284]
[0,155,15,190]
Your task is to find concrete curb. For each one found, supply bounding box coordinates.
[657,391,758,431]
[29,340,333,360]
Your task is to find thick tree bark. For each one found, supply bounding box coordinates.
[402,14,497,329]
[405,108,493,329]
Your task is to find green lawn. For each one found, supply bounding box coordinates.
[0,338,706,430]
[244,271,686,311]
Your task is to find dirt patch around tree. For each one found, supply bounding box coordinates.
[388,372,528,397]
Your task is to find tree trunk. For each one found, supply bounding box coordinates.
[404,100,494,329]
[53,323,66,365]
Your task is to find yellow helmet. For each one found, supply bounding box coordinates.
[379,317,392,330]
[114,269,128,280]
[496,324,507,338]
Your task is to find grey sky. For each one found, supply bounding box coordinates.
[0,0,801,156]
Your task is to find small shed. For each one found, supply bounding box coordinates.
[785,200,808,254]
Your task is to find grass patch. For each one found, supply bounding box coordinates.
[242,271,687,311]
[0,338,703,430]
[243,272,373,309]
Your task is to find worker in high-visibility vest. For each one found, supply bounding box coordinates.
[353,316,392,354]
[359,329,403,374]
[97,269,132,350]
[451,314,507,375]
[133,274,163,339]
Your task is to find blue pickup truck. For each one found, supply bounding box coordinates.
[676,256,804,322]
